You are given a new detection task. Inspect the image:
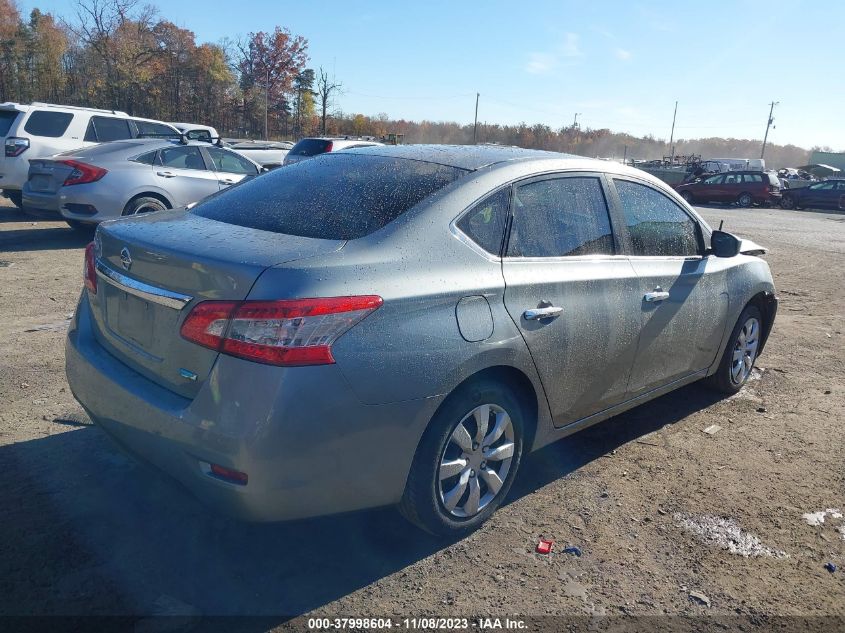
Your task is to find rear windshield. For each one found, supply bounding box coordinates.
[57,141,143,158]
[24,111,73,137]
[288,138,333,157]
[0,110,20,137]
[767,173,780,186]
[192,153,468,240]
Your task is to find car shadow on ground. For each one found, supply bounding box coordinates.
[0,381,724,623]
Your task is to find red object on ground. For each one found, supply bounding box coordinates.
[536,538,553,554]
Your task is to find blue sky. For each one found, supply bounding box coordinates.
[20,0,845,150]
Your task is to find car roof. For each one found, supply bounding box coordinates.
[341,143,580,170]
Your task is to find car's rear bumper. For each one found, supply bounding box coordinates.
[21,185,63,213]
[66,293,442,522]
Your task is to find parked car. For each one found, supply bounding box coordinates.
[1,102,179,208]
[780,178,845,210]
[22,138,262,230]
[66,145,776,535]
[282,136,382,166]
[169,122,219,143]
[674,170,781,207]
[224,139,293,169]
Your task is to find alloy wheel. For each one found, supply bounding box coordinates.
[438,404,515,518]
[731,316,759,384]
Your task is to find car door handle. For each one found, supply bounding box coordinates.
[523,306,563,320]
[156,171,175,178]
[644,290,670,302]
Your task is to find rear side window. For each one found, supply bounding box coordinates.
[85,116,132,142]
[507,177,614,258]
[193,154,467,240]
[614,179,701,257]
[133,150,158,165]
[456,188,509,255]
[0,110,20,136]
[24,111,73,137]
[742,174,763,183]
[288,138,332,157]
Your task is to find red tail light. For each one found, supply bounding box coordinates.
[61,160,107,186]
[324,141,334,152]
[83,242,97,294]
[180,296,383,366]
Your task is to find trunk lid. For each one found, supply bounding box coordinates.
[27,158,76,194]
[91,210,345,398]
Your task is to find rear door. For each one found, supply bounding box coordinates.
[721,172,742,202]
[154,145,220,206]
[501,173,642,427]
[610,177,729,394]
[204,146,259,188]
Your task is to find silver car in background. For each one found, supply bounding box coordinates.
[22,139,262,230]
[66,145,777,536]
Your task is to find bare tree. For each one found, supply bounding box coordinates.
[316,66,341,135]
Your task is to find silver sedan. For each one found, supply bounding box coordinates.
[65,145,777,535]
[22,139,262,230]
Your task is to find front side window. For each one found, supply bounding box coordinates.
[133,120,177,138]
[507,177,614,258]
[160,146,207,170]
[456,188,509,255]
[24,111,73,137]
[703,174,723,185]
[614,179,701,257]
[206,147,259,175]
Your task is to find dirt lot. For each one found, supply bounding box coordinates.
[0,199,843,627]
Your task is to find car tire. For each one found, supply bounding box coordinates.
[737,192,754,208]
[680,191,694,204]
[399,379,525,536]
[4,190,23,210]
[123,196,168,216]
[66,219,95,234]
[706,305,763,394]
[780,195,795,210]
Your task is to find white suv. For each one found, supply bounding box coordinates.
[1,102,178,208]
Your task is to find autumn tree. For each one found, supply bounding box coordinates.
[235,26,307,138]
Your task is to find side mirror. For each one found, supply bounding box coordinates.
[710,230,741,258]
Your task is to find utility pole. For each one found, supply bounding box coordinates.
[761,101,779,159]
[573,112,581,128]
[264,66,270,141]
[473,93,480,144]
[668,100,678,163]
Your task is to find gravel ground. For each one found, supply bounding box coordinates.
[0,199,842,627]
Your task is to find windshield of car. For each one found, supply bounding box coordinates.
[192,153,468,239]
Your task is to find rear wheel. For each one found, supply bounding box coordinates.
[706,305,762,394]
[737,192,754,208]
[780,195,795,210]
[680,191,694,204]
[399,379,525,536]
[122,195,168,216]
